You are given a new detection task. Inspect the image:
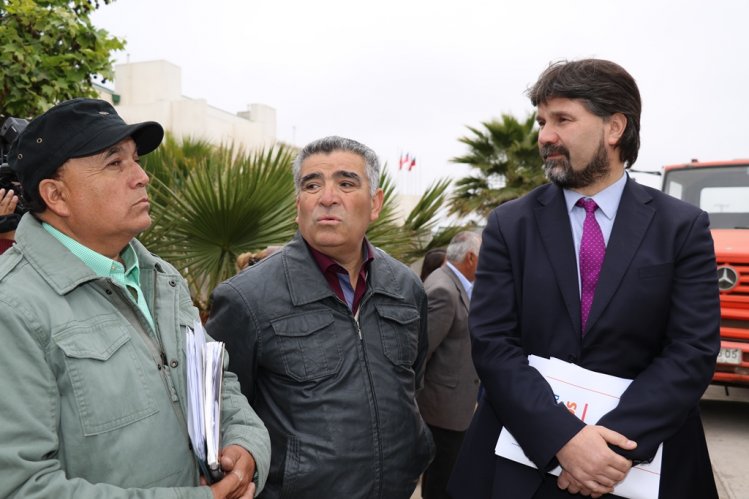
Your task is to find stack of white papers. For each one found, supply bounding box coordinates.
[186,320,225,483]
[495,355,662,499]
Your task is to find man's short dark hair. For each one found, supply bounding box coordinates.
[527,58,641,167]
[292,136,380,195]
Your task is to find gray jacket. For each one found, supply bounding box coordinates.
[207,233,435,499]
[0,215,270,498]
[417,265,480,431]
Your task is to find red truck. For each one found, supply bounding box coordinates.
[661,160,749,387]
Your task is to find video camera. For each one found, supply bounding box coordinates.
[0,117,29,233]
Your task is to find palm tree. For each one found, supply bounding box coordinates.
[450,112,546,218]
[141,141,298,312]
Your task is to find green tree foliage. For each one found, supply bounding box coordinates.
[0,0,124,119]
[141,136,457,314]
[450,112,547,218]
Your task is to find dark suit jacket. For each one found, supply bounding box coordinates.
[448,178,720,499]
[417,265,480,431]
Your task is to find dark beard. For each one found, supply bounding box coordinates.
[541,139,610,189]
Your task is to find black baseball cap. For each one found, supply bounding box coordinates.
[8,98,164,202]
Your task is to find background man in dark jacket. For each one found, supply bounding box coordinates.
[207,136,434,499]
[417,231,481,499]
[448,59,720,498]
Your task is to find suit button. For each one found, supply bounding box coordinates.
[474,379,480,385]
[567,354,577,363]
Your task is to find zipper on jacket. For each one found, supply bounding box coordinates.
[350,294,385,498]
[334,295,363,341]
[353,311,363,340]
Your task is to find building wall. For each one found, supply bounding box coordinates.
[97,59,276,151]
[394,193,421,222]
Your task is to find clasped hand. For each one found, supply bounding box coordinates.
[556,425,637,497]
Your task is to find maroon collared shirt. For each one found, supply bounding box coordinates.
[0,239,13,255]
[307,239,375,315]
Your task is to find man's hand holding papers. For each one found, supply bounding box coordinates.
[187,321,262,498]
[495,356,663,499]
[205,445,257,499]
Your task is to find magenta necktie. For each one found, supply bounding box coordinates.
[577,198,605,334]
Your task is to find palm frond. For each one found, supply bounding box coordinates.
[449,112,547,217]
[142,143,297,309]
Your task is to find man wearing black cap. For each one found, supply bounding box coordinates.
[0,98,270,498]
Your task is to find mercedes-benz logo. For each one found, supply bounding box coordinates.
[717,265,739,292]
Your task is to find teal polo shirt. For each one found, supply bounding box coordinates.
[42,223,155,329]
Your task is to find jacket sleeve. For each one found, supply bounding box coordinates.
[597,209,720,461]
[0,300,213,499]
[470,209,585,470]
[205,280,270,492]
[217,359,271,494]
[206,280,259,403]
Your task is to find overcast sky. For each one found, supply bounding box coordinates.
[92,0,749,194]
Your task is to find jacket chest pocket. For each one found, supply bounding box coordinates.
[376,304,420,367]
[270,311,342,382]
[53,318,158,436]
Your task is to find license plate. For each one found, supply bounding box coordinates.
[717,347,742,365]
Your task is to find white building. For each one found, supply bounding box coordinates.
[97,60,276,151]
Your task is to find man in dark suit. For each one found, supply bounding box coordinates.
[448,59,720,498]
[417,231,482,499]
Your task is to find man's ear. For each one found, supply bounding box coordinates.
[467,251,478,268]
[370,188,384,222]
[38,178,70,217]
[607,113,627,146]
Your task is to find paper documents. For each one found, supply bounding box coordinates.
[186,320,226,483]
[495,356,662,499]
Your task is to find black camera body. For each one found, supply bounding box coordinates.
[0,117,29,232]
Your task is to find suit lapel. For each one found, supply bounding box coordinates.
[584,178,655,335]
[533,185,582,333]
[443,265,470,311]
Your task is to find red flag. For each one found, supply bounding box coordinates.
[399,153,409,170]
[408,156,416,171]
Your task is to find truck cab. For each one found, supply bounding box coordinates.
[662,160,749,386]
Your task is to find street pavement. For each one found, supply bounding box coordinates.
[702,385,749,499]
